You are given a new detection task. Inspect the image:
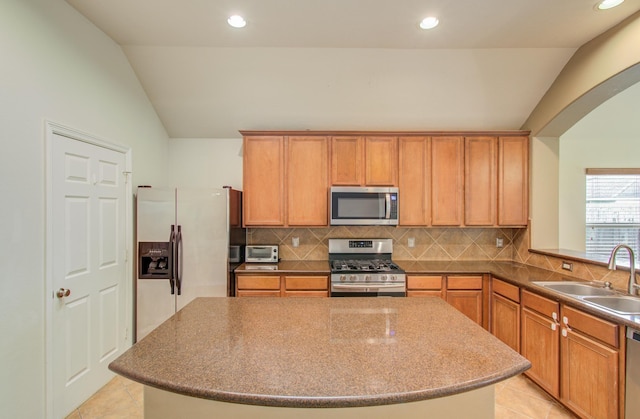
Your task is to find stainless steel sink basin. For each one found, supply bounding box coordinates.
[533,281,617,296]
[583,296,640,314]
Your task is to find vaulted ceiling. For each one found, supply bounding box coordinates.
[66,0,640,138]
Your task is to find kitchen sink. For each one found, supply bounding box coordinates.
[583,296,640,314]
[533,281,616,296]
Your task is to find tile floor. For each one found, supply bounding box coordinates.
[66,373,577,419]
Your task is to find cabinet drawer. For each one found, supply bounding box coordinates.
[492,278,520,302]
[236,290,281,297]
[284,276,328,290]
[561,305,619,348]
[237,275,280,290]
[522,290,559,319]
[407,290,443,298]
[283,291,329,297]
[447,275,482,290]
[407,275,443,290]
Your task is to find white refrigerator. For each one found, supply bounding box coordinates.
[135,187,244,341]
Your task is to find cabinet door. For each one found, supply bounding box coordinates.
[446,290,482,325]
[365,136,397,186]
[490,293,520,352]
[431,136,464,225]
[521,307,560,397]
[465,136,497,226]
[287,136,329,226]
[398,137,430,226]
[331,136,363,185]
[560,328,618,419]
[243,136,285,226]
[498,136,528,226]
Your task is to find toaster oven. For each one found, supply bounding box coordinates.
[245,245,279,263]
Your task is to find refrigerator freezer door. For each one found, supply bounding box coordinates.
[137,188,176,242]
[136,279,176,340]
[176,188,230,310]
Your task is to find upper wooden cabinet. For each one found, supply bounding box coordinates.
[243,136,285,226]
[331,136,397,186]
[465,136,497,226]
[498,136,529,226]
[242,131,528,228]
[431,136,464,226]
[398,137,430,226]
[287,136,329,226]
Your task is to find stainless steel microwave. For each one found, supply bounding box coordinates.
[330,186,399,226]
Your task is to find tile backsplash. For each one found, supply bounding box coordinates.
[248,225,633,291]
[248,226,517,262]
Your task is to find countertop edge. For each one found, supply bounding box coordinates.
[109,361,530,408]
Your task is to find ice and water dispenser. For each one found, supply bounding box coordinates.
[138,242,172,279]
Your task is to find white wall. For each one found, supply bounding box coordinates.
[0,1,169,417]
[168,138,243,190]
[558,80,640,251]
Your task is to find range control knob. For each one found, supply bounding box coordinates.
[350,275,357,282]
[364,275,371,282]
[381,275,388,282]
[390,275,397,282]
[340,275,346,282]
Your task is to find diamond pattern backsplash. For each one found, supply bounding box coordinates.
[247,226,517,261]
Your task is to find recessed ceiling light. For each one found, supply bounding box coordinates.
[419,17,439,30]
[596,0,624,10]
[227,15,246,28]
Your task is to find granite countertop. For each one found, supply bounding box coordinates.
[237,259,640,328]
[110,297,529,408]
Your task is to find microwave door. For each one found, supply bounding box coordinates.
[385,193,391,220]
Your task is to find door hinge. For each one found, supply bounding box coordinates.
[123,171,132,184]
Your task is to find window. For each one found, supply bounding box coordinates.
[585,169,640,262]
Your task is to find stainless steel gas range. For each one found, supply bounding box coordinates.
[329,238,406,297]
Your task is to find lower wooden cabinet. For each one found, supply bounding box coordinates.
[519,288,623,418]
[490,279,520,352]
[407,275,484,326]
[235,274,329,297]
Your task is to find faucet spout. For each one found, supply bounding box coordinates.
[607,244,638,295]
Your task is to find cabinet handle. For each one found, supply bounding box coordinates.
[562,328,567,337]
[551,323,557,331]
[552,312,558,321]
[562,316,569,325]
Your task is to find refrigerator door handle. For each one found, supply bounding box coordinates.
[176,225,183,295]
[169,225,176,295]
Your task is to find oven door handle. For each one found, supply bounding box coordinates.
[332,283,404,290]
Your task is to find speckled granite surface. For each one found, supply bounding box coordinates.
[110,297,529,408]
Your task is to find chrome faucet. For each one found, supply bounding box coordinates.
[607,244,639,296]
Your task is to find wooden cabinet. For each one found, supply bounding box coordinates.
[330,136,397,186]
[406,275,443,298]
[283,275,329,297]
[446,275,483,325]
[498,136,528,226]
[490,278,520,352]
[398,137,430,226]
[236,273,329,297]
[520,289,623,418]
[236,275,282,297]
[330,136,362,185]
[287,136,329,226]
[243,136,285,226]
[521,290,561,397]
[407,274,483,326]
[560,305,621,419]
[465,136,497,226]
[431,136,464,226]
[243,135,329,227]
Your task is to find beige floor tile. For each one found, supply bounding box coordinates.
[496,385,554,419]
[495,404,534,419]
[548,401,579,419]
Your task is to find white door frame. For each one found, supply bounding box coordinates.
[44,120,133,419]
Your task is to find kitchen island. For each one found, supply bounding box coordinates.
[110,297,530,418]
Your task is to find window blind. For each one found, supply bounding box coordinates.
[585,172,640,259]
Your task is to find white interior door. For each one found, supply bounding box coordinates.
[49,131,128,418]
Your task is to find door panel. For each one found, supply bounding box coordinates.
[51,133,128,418]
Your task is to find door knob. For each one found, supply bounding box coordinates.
[56,288,71,298]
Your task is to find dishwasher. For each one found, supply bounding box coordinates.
[627,327,640,418]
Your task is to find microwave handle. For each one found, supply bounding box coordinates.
[385,193,391,220]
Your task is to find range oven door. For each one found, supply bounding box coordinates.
[330,283,406,297]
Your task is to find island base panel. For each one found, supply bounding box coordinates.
[144,385,495,418]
